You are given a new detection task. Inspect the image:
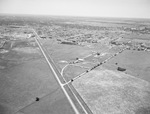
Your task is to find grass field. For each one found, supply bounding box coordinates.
[102,50,150,82]
[73,69,150,114]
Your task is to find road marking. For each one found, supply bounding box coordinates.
[32,29,80,114]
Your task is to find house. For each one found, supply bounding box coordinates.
[61,41,77,45]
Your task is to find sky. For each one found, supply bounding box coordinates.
[0,0,150,18]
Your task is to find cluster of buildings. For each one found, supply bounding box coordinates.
[110,39,150,51]
[123,26,150,34]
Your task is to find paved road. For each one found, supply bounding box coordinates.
[32,29,91,114]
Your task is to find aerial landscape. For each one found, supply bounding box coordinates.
[0,0,150,114]
[0,15,150,114]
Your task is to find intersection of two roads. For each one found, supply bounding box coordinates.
[31,29,92,114]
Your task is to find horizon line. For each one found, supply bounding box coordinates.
[0,12,150,20]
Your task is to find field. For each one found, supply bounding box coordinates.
[0,15,150,114]
[73,69,150,114]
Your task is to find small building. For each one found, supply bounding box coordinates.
[117,67,126,71]
[40,35,46,39]
[61,41,77,45]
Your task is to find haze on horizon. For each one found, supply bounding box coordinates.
[0,0,150,19]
